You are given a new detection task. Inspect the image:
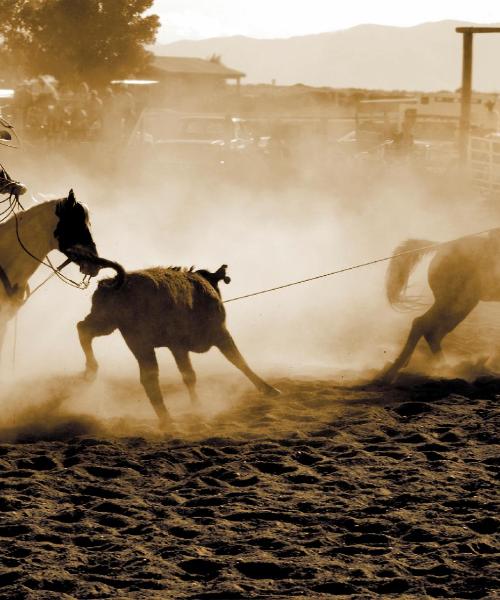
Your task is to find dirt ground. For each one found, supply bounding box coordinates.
[0,374,498,599]
[1,140,499,599]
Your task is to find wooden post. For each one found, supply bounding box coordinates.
[459,31,473,165]
[456,27,500,166]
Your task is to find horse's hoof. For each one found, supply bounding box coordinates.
[373,372,397,386]
[373,362,399,385]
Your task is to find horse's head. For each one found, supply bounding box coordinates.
[54,189,99,276]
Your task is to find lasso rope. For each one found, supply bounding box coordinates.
[223,227,500,304]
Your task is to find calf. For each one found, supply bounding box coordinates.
[77,263,279,428]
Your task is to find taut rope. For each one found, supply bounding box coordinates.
[223,227,499,304]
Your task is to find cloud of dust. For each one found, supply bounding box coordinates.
[2,125,498,432]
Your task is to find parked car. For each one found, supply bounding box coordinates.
[134,112,271,177]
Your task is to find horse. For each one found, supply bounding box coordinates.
[382,229,500,382]
[77,263,280,428]
[0,189,100,354]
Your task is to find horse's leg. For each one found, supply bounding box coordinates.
[122,334,171,428]
[77,314,116,379]
[382,307,437,382]
[215,329,280,396]
[384,292,480,382]
[423,273,480,358]
[424,296,479,360]
[421,304,447,365]
[171,348,199,404]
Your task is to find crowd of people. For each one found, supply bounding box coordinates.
[10,76,137,144]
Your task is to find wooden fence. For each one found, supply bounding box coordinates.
[469,135,500,195]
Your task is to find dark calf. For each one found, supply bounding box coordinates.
[77,264,279,428]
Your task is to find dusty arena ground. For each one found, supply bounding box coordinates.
[0,149,499,599]
[0,373,498,599]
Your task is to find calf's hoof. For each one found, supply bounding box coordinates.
[159,423,178,437]
[158,413,175,433]
[81,366,97,382]
[261,384,281,397]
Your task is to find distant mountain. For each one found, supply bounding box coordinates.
[154,21,500,91]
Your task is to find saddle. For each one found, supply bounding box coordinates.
[0,165,27,199]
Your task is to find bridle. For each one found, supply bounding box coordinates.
[0,190,92,302]
[13,203,92,291]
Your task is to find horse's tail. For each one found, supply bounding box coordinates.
[386,239,437,308]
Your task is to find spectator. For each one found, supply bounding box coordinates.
[87,89,104,139]
[101,86,122,142]
[115,85,137,138]
[12,82,33,133]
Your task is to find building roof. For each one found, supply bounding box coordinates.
[153,56,245,79]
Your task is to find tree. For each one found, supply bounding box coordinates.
[0,0,160,86]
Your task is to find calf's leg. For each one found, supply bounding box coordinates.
[171,348,199,404]
[215,329,280,396]
[122,334,172,428]
[77,314,116,379]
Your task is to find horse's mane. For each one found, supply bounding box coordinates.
[0,196,62,231]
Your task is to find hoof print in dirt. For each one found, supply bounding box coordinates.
[179,558,222,579]
[394,402,431,417]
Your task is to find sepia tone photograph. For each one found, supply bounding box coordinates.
[0,1,499,598]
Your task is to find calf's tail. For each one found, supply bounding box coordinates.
[93,257,126,289]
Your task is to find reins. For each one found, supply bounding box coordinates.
[0,165,25,223]
[223,227,500,304]
[0,193,22,222]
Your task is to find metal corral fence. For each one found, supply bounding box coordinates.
[469,135,500,196]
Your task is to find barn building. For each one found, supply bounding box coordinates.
[146,56,245,107]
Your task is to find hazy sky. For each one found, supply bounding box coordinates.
[152,0,499,43]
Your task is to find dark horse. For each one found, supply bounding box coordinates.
[382,230,500,382]
[0,189,100,353]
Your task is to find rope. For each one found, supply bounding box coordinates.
[0,163,25,222]
[223,227,499,304]
[24,258,72,300]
